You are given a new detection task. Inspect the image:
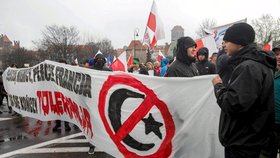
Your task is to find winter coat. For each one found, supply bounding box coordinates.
[195,47,216,75]
[160,58,169,77]
[166,37,199,77]
[214,44,276,149]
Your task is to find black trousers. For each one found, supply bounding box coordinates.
[225,147,261,158]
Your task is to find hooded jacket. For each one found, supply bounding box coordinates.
[214,44,276,149]
[195,47,216,75]
[166,37,199,77]
[160,58,170,77]
[93,54,112,71]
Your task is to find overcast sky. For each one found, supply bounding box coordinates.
[1,0,280,50]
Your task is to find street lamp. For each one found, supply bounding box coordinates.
[133,28,139,57]
[63,29,67,59]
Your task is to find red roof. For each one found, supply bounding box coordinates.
[127,40,148,50]
[1,35,12,43]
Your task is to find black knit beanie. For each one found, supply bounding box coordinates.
[223,23,255,46]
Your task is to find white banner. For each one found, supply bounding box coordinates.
[209,18,247,49]
[2,60,223,158]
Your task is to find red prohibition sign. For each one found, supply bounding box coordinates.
[99,74,175,158]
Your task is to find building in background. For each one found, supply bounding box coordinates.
[0,34,22,69]
[126,40,148,63]
[171,25,184,42]
[0,34,20,50]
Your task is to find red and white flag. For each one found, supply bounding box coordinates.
[194,35,218,57]
[111,51,128,72]
[143,0,165,48]
[127,53,133,67]
[157,50,165,61]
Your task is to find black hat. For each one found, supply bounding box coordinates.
[272,44,280,52]
[223,23,255,46]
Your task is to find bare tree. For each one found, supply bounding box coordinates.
[196,18,217,37]
[1,47,38,68]
[77,37,114,63]
[95,38,114,57]
[252,14,280,45]
[34,25,80,62]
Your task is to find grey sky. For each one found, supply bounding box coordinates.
[1,0,280,50]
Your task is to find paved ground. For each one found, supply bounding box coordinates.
[0,99,114,158]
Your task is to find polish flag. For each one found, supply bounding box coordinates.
[111,51,128,72]
[194,35,218,57]
[143,0,165,48]
[127,53,133,67]
[157,50,165,61]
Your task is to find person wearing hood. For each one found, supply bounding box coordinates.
[212,23,276,158]
[210,52,218,65]
[195,47,216,75]
[166,36,199,77]
[160,58,170,77]
[93,54,112,71]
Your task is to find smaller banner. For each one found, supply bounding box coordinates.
[208,18,247,49]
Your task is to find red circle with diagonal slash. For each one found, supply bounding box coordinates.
[99,74,175,158]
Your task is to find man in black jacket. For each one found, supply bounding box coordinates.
[195,47,216,75]
[212,23,276,158]
[166,36,199,77]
